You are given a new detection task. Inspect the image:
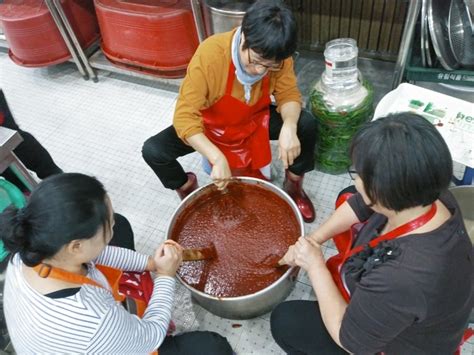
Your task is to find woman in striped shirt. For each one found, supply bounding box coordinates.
[0,173,233,354]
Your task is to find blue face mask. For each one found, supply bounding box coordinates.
[231,27,266,103]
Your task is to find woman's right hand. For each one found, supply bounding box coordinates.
[153,241,183,277]
[280,244,297,266]
[210,154,232,190]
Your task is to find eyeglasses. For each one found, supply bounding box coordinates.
[347,167,358,180]
[247,49,284,71]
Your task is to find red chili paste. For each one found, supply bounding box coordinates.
[170,182,300,297]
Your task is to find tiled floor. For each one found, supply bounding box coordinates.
[0,52,472,354]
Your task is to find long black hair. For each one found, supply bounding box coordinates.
[0,173,109,266]
[241,0,297,61]
[350,112,452,211]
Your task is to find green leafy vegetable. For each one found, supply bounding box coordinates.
[310,80,374,174]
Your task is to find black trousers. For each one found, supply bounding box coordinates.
[108,213,137,251]
[0,90,62,187]
[142,106,317,190]
[109,214,233,355]
[270,300,348,355]
[160,331,233,355]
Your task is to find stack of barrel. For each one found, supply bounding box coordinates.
[0,0,99,67]
[94,0,200,78]
[0,0,200,78]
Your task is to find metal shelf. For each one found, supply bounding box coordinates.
[88,49,183,89]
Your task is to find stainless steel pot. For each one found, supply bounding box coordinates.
[202,1,255,35]
[166,177,304,319]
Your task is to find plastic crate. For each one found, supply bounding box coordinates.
[405,47,474,87]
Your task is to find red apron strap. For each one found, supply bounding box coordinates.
[346,203,437,259]
[327,202,438,301]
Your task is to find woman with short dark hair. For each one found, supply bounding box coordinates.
[240,0,297,61]
[271,113,473,354]
[142,0,317,223]
[1,173,233,354]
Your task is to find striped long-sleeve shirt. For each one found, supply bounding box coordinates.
[4,246,176,354]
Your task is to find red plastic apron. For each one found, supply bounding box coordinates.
[201,61,272,177]
[326,201,437,302]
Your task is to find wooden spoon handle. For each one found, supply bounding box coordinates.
[182,245,217,261]
[182,249,206,261]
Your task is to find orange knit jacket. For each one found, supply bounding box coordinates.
[173,29,302,142]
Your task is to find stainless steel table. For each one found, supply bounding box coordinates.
[0,127,38,191]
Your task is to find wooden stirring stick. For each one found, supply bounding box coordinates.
[182,244,217,261]
[164,240,217,261]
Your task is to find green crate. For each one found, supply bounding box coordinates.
[0,178,26,262]
[405,47,474,87]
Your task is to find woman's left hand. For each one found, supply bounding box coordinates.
[293,237,325,272]
[278,122,301,169]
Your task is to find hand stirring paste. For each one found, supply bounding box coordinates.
[170,182,300,297]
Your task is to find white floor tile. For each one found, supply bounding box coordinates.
[1,53,471,355]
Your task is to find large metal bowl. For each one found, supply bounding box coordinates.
[166,177,304,319]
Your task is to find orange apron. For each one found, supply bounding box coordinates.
[34,263,158,354]
[326,200,437,302]
[202,61,272,177]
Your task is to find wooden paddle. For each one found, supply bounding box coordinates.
[182,244,217,261]
[164,240,217,261]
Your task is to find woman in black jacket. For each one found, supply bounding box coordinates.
[272,113,473,354]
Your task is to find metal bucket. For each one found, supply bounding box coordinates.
[449,186,474,242]
[202,0,254,35]
[166,177,304,319]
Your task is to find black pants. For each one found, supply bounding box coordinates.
[270,300,348,355]
[160,331,233,355]
[0,90,62,187]
[109,214,233,355]
[108,213,137,251]
[142,106,317,189]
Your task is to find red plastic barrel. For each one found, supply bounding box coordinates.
[0,0,99,67]
[94,0,199,78]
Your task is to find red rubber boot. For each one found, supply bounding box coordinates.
[176,172,198,200]
[283,170,316,223]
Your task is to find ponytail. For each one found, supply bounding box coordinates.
[0,173,109,266]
